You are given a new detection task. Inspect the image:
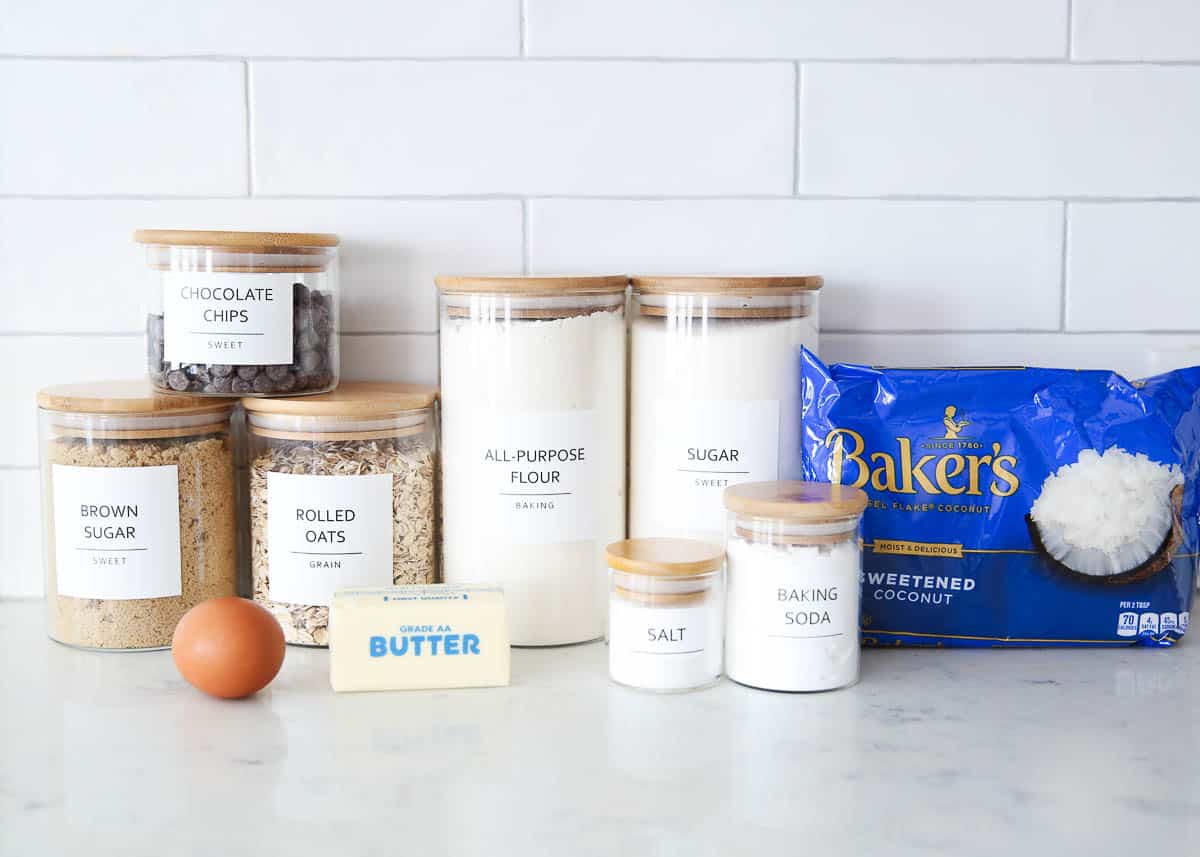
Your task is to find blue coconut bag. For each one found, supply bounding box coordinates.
[799,349,1200,647]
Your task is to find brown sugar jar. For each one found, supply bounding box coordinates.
[38,381,238,650]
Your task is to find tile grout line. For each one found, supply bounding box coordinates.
[4,55,1200,66]
[6,194,1200,203]
[521,199,531,273]
[792,61,802,196]
[243,60,255,196]
[1059,202,1071,331]
[1065,0,1075,61]
[519,0,528,56]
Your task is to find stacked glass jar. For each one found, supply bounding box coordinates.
[137,229,340,397]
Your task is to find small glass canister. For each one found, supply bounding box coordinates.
[723,481,868,692]
[243,382,439,646]
[605,538,725,692]
[136,229,340,397]
[37,381,238,650]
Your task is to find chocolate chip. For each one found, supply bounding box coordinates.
[252,374,275,394]
[236,365,260,381]
[166,370,190,392]
[299,350,323,372]
[231,378,254,394]
[265,364,291,381]
[210,364,234,378]
[273,372,297,393]
[205,377,233,394]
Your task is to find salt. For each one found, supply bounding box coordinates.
[723,481,867,693]
[438,276,627,646]
[605,538,724,692]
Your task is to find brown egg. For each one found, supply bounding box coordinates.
[172,597,285,699]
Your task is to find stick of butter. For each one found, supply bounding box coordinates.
[329,584,510,693]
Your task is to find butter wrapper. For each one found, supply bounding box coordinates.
[330,584,510,692]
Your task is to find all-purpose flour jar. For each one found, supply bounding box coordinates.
[723,481,867,692]
[436,275,628,646]
[629,276,821,546]
[605,538,724,692]
[137,229,340,397]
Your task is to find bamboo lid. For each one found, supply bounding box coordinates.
[241,382,437,418]
[37,380,234,418]
[605,538,725,577]
[436,275,627,296]
[724,481,868,523]
[134,229,339,249]
[632,275,823,296]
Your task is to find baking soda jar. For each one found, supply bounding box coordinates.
[629,276,821,547]
[137,229,340,397]
[723,481,868,692]
[436,275,628,646]
[605,538,725,692]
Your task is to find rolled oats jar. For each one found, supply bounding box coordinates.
[38,381,238,651]
[629,276,822,547]
[723,481,868,692]
[137,229,340,397]
[243,383,438,646]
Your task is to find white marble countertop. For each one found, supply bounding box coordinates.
[2,600,1198,856]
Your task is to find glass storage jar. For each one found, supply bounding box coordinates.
[723,481,867,692]
[243,382,439,646]
[38,381,238,651]
[137,229,340,397]
[605,538,724,692]
[629,276,821,547]
[436,275,628,647]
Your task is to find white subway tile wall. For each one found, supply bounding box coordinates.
[2,1,1199,595]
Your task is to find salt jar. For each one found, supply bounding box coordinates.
[629,276,822,547]
[605,538,725,692]
[137,229,340,397]
[723,481,868,692]
[437,275,628,646]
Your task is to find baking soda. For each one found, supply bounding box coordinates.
[724,535,860,692]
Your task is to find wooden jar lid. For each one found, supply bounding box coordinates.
[605,538,725,577]
[134,229,339,250]
[724,481,868,523]
[242,382,437,418]
[632,275,823,296]
[436,275,627,296]
[37,379,234,418]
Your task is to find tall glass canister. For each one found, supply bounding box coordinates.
[137,229,340,396]
[629,276,821,547]
[437,275,628,646]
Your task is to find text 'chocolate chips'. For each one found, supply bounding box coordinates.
[149,283,336,396]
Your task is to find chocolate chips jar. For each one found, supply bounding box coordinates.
[137,229,340,397]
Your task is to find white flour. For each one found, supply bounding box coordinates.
[440,308,626,645]
[630,313,818,545]
[724,535,860,692]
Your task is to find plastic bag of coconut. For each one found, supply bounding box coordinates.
[800,349,1200,647]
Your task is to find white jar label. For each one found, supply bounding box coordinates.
[52,464,182,600]
[266,472,394,607]
[461,410,598,545]
[609,598,719,689]
[653,398,780,535]
[163,271,304,365]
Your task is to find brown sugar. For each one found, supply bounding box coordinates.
[45,433,238,649]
